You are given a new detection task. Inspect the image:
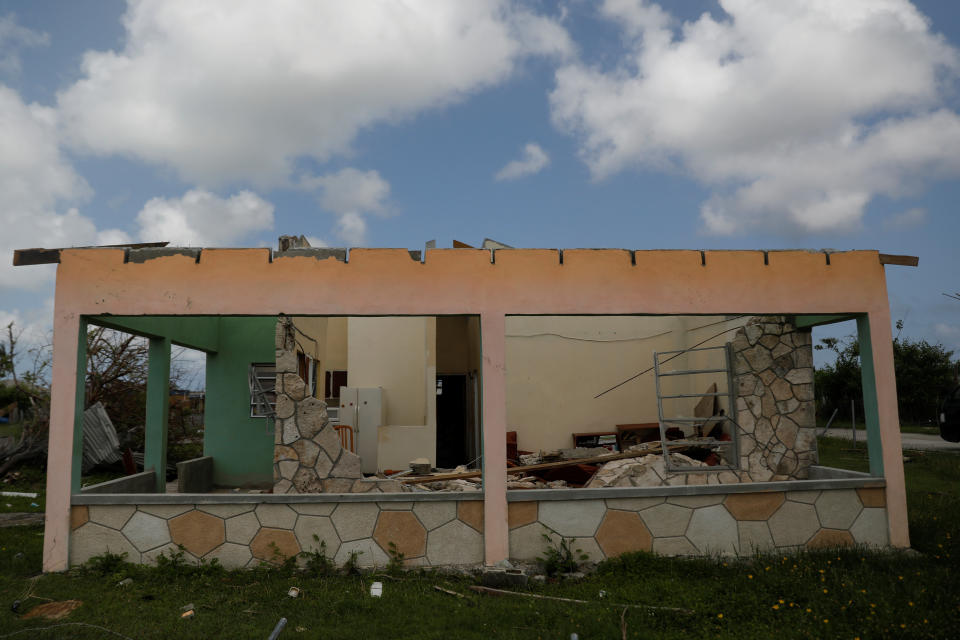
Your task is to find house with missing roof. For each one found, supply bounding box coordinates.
[15,241,915,571]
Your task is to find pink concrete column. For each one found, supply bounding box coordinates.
[42,310,83,572]
[867,308,910,548]
[480,312,508,565]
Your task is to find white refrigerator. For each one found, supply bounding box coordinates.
[338,387,384,474]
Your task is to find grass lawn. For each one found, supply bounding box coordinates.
[0,444,956,639]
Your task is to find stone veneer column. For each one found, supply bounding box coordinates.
[272,318,363,493]
[731,316,818,481]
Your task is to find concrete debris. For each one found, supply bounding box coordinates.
[585,452,706,488]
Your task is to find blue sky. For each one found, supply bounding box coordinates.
[1,0,958,363]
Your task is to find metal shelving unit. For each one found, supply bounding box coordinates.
[653,344,739,472]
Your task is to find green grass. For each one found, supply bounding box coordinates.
[0,450,958,639]
[817,417,940,436]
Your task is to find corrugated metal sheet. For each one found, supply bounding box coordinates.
[82,402,121,472]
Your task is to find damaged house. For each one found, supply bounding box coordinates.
[17,242,913,571]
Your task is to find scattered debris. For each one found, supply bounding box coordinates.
[467,586,694,614]
[433,585,466,599]
[268,617,288,640]
[481,567,528,588]
[117,578,133,588]
[370,581,383,598]
[21,600,83,620]
[180,603,195,619]
[287,586,300,598]
[81,402,122,472]
[0,491,37,498]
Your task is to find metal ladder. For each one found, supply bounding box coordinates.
[653,344,738,472]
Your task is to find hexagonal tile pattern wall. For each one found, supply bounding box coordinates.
[806,528,854,549]
[508,502,538,529]
[815,490,862,530]
[413,501,456,530]
[122,511,171,552]
[70,523,139,566]
[373,511,427,559]
[169,510,225,557]
[539,500,606,538]
[509,522,554,561]
[685,505,739,554]
[225,511,261,545]
[427,519,483,566]
[255,503,298,529]
[595,511,652,558]
[457,501,484,532]
[724,492,785,520]
[331,503,380,541]
[639,503,692,538]
[250,528,301,564]
[294,515,341,558]
[849,508,889,546]
[768,501,820,547]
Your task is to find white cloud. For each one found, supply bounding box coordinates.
[58,0,572,187]
[883,207,927,230]
[0,14,48,75]
[495,142,551,181]
[301,168,392,246]
[0,85,126,292]
[135,189,274,246]
[550,0,960,235]
[933,323,960,352]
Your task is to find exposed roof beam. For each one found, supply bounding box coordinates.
[13,242,169,266]
[878,253,919,267]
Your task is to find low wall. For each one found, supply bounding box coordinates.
[80,471,156,495]
[508,482,888,561]
[69,494,484,569]
[70,476,888,569]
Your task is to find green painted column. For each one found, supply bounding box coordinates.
[71,318,88,493]
[145,336,171,492]
[856,315,884,477]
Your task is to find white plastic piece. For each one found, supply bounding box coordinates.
[370,581,383,598]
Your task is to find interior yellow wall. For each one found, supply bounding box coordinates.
[504,315,745,452]
[347,316,435,426]
[324,317,348,371]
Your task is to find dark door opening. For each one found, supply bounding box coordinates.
[436,374,468,469]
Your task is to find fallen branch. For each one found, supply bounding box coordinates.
[403,445,667,485]
[467,585,694,614]
[433,585,467,599]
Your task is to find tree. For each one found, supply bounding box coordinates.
[814,321,956,426]
[0,322,199,474]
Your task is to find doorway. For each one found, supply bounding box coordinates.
[436,374,468,468]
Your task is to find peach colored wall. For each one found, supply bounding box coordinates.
[43,248,907,571]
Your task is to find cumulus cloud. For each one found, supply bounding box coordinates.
[301,168,392,246]
[495,142,551,181]
[882,207,927,230]
[136,189,274,246]
[0,86,126,292]
[550,0,960,235]
[0,14,48,75]
[57,0,572,187]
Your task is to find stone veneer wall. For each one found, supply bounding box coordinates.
[272,318,408,494]
[509,486,888,561]
[729,316,818,481]
[69,498,484,569]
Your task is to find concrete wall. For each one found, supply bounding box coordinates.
[93,315,277,488]
[203,317,276,487]
[43,248,908,571]
[347,316,435,427]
